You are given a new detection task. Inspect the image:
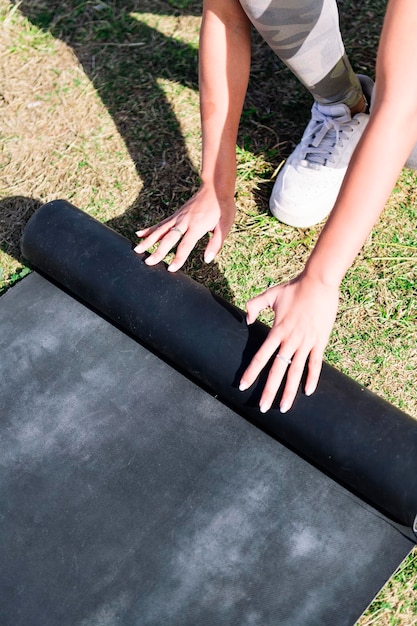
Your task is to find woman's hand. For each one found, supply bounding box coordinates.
[239,272,339,413]
[134,185,236,272]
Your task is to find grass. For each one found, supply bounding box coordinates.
[0,0,415,622]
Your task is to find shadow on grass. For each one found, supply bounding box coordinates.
[5,0,385,300]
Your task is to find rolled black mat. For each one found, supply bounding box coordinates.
[21,199,417,531]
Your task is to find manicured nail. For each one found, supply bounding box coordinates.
[135,230,144,236]
[167,264,177,272]
[260,402,270,414]
[280,402,289,414]
[134,245,143,253]
[204,251,215,264]
[305,386,315,397]
[239,381,249,392]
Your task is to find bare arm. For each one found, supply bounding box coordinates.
[135,0,251,270]
[241,0,417,413]
[306,0,417,287]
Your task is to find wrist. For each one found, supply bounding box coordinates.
[302,259,344,290]
[302,230,353,289]
[199,172,236,202]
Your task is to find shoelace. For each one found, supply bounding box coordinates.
[300,105,360,166]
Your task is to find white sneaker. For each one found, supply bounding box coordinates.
[270,77,374,227]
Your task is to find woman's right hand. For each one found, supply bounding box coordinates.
[134,185,236,272]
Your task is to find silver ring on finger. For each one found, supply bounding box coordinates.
[276,353,292,366]
[170,226,183,235]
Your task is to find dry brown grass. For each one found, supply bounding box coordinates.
[0,3,140,273]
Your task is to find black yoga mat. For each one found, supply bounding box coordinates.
[21,200,417,529]
[0,199,416,626]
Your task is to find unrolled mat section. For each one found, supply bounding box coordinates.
[21,200,417,530]
[0,271,415,626]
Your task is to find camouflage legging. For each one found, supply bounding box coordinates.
[239,0,362,107]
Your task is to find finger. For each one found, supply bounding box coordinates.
[304,346,324,397]
[204,225,223,264]
[134,219,175,254]
[239,328,281,392]
[135,226,153,237]
[144,228,186,266]
[257,350,293,413]
[168,232,200,272]
[276,348,310,414]
[245,290,275,325]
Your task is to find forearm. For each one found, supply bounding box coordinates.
[305,0,417,287]
[305,114,417,286]
[199,0,251,198]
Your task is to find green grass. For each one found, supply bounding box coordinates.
[0,265,31,297]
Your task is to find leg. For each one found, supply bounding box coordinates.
[240,0,363,108]
[239,0,374,226]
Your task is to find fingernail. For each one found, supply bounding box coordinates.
[239,381,249,392]
[134,245,142,253]
[305,387,314,397]
[204,251,214,264]
[135,230,143,236]
[167,264,177,273]
[280,402,289,414]
[260,402,270,414]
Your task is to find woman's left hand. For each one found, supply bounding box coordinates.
[239,272,339,413]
